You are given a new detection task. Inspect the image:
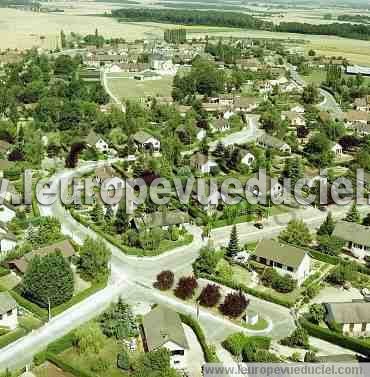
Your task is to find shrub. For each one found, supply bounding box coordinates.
[73,323,106,354]
[154,270,174,291]
[309,304,326,324]
[222,333,271,356]
[90,357,109,373]
[198,284,221,307]
[304,351,319,362]
[272,274,297,293]
[280,327,309,349]
[174,276,198,300]
[117,350,130,370]
[219,291,249,318]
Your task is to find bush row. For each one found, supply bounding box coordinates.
[198,273,295,308]
[179,313,218,362]
[10,290,48,321]
[300,318,370,357]
[222,332,271,356]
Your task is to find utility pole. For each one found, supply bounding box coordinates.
[48,297,51,322]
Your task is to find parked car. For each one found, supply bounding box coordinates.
[254,222,264,229]
[362,288,370,302]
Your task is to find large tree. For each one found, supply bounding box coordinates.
[317,212,335,236]
[344,203,361,223]
[219,290,249,318]
[279,220,312,247]
[78,237,111,282]
[23,252,74,308]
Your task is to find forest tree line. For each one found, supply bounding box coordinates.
[111,8,370,41]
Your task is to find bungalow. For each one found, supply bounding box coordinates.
[344,111,369,126]
[331,143,343,158]
[0,292,18,330]
[0,160,14,178]
[240,149,256,167]
[354,96,370,112]
[8,239,75,274]
[257,134,291,154]
[133,131,160,153]
[325,302,370,337]
[131,210,189,231]
[352,122,370,136]
[233,97,259,113]
[202,103,228,114]
[281,111,306,127]
[0,231,17,261]
[84,130,109,153]
[218,94,234,106]
[254,239,311,286]
[332,221,370,260]
[134,70,161,81]
[142,306,189,370]
[245,171,283,200]
[190,152,218,174]
[291,105,305,114]
[211,118,230,133]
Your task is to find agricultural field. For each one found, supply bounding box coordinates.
[106,75,174,100]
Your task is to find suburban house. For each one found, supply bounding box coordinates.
[257,134,291,154]
[281,111,306,127]
[142,306,189,370]
[351,122,370,136]
[8,239,75,274]
[0,292,18,330]
[211,118,230,133]
[344,111,369,126]
[192,184,229,214]
[134,70,161,81]
[291,105,305,114]
[325,302,370,337]
[131,210,189,231]
[84,130,109,153]
[190,152,218,174]
[234,97,258,113]
[332,221,370,260]
[331,143,343,158]
[240,149,256,167]
[94,166,124,190]
[133,131,160,153]
[0,231,17,261]
[245,171,283,200]
[0,140,12,156]
[354,96,370,112]
[254,239,311,286]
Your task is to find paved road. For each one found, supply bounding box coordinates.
[209,115,262,151]
[0,162,295,372]
[288,64,343,120]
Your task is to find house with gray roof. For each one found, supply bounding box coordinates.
[325,301,370,337]
[132,210,189,231]
[133,131,160,153]
[84,130,109,154]
[257,134,291,154]
[254,239,311,286]
[0,292,18,330]
[142,306,189,370]
[332,221,370,260]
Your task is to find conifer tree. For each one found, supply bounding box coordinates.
[345,203,360,223]
[317,212,335,236]
[226,225,240,258]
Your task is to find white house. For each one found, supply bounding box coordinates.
[234,97,258,113]
[291,105,305,114]
[142,306,189,370]
[325,302,370,337]
[190,152,218,174]
[246,171,283,200]
[85,130,109,153]
[0,232,17,261]
[281,111,306,127]
[331,143,343,158]
[133,131,161,153]
[195,128,207,141]
[0,292,18,330]
[333,221,370,260]
[240,150,255,167]
[211,118,230,133]
[254,239,311,286]
[257,135,291,154]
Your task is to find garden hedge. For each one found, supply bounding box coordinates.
[46,353,94,377]
[9,290,48,320]
[199,273,295,308]
[300,318,370,357]
[0,328,26,349]
[179,313,218,362]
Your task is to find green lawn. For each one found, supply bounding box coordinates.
[302,69,326,85]
[61,337,128,377]
[243,317,269,331]
[107,75,174,100]
[0,273,20,290]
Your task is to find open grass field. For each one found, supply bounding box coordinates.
[107,75,174,100]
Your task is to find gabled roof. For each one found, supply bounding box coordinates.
[254,239,308,269]
[0,140,11,154]
[333,221,370,247]
[325,302,370,324]
[190,152,208,166]
[234,96,258,108]
[133,131,156,144]
[84,130,101,146]
[0,292,17,315]
[142,306,189,351]
[8,239,75,274]
[134,210,189,230]
[258,134,288,149]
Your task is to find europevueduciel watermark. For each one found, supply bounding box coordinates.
[2,169,369,214]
